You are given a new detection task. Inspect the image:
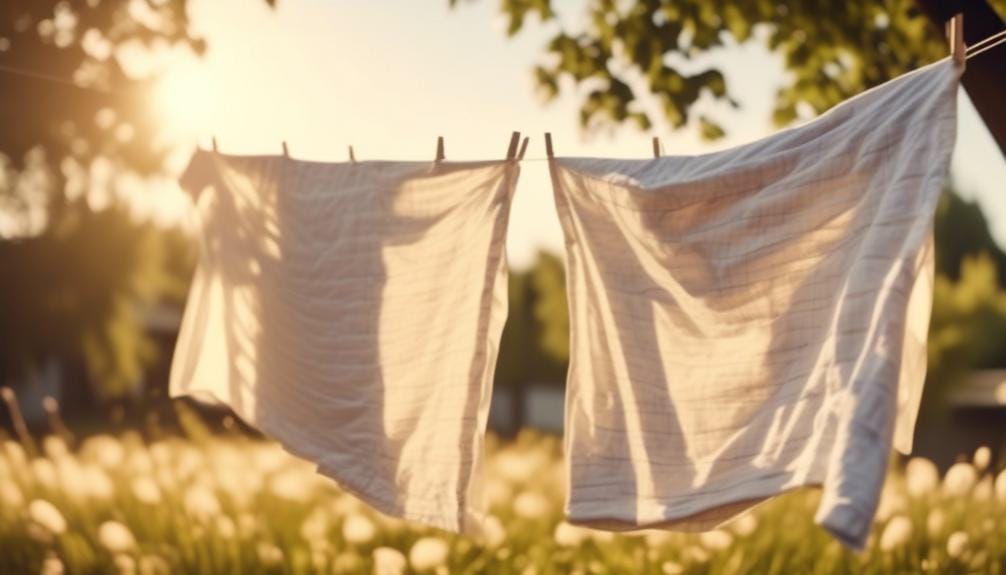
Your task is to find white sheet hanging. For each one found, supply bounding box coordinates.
[170,153,519,534]
[550,57,960,549]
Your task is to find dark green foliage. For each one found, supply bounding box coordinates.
[934,189,1006,285]
[463,0,963,137]
[0,2,212,396]
[496,251,569,391]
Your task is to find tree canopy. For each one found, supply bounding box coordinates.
[457,0,1006,137]
[0,1,222,397]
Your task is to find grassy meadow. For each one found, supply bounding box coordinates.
[0,423,1003,574]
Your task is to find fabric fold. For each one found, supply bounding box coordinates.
[551,57,960,550]
[170,153,519,534]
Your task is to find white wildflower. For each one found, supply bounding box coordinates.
[947,530,969,559]
[878,515,913,551]
[373,546,407,575]
[699,529,733,551]
[926,508,946,537]
[661,560,684,575]
[589,529,614,544]
[905,457,939,496]
[0,482,23,508]
[492,449,543,484]
[300,509,330,542]
[215,516,236,539]
[83,435,125,469]
[3,441,27,468]
[943,463,977,497]
[685,545,710,563]
[138,554,171,575]
[184,484,221,520]
[996,469,1006,500]
[99,521,137,553]
[730,513,758,537]
[42,436,69,461]
[409,537,449,571]
[513,490,550,519]
[31,458,58,489]
[480,515,506,548]
[268,469,313,504]
[130,477,162,505]
[113,553,135,575]
[256,542,284,567]
[28,499,67,535]
[485,478,513,508]
[81,464,114,500]
[974,476,993,501]
[40,553,64,575]
[973,446,991,472]
[342,514,376,545]
[874,485,906,522]
[554,521,590,547]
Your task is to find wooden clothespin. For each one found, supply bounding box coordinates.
[518,136,529,160]
[544,133,554,158]
[506,131,521,160]
[652,137,662,158]
[211,136,219,153]
[282,141,290,157]
[435,136,445,162]
[348,146,357,163]
[947,13,965,66]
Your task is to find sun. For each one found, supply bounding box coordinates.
[153,55,214,145]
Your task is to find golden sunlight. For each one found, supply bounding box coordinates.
[153,57,214,145]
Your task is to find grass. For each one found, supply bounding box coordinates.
[0,426,1002,574]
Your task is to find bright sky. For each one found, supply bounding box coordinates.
[149,0,1006,269]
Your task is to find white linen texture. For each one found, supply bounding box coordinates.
[170,153,519,535]
[550,58,960,550]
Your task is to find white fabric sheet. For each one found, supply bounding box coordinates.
[170,153,519,534]
[551,58,960,549]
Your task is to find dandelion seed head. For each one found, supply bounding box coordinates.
[342,513,376,545]
[28,499,66,535]
[730,513,758,537]
[513,490,550,519]
[926,508,946,537]
[31,458,58,489]
[0,482,23,508]
[554,521,589,547]
[42,436,69,461]
[878,515,913,551]
[373,546,407,575]
[40,553,64,575]
[131,476,162,505]
[480,515,506,548]
[215,516,237,539]
[256,541,284,567]
[973,446,991,472]
[300,509,331,542]
[699,529,733,551]
[184,484,221,520]
[99,521,137,553]
[409,537,449,571]
[943,463,977,497]
[905,457,939,496]
[947,530,969,558]
[995,469,1006,500]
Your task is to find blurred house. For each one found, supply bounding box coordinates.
[1,301,183,429]
[913,369,1006,469]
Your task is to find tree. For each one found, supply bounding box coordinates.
[0,2,261,397]
[934,188,1006,286]
[456,0,1006,137]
